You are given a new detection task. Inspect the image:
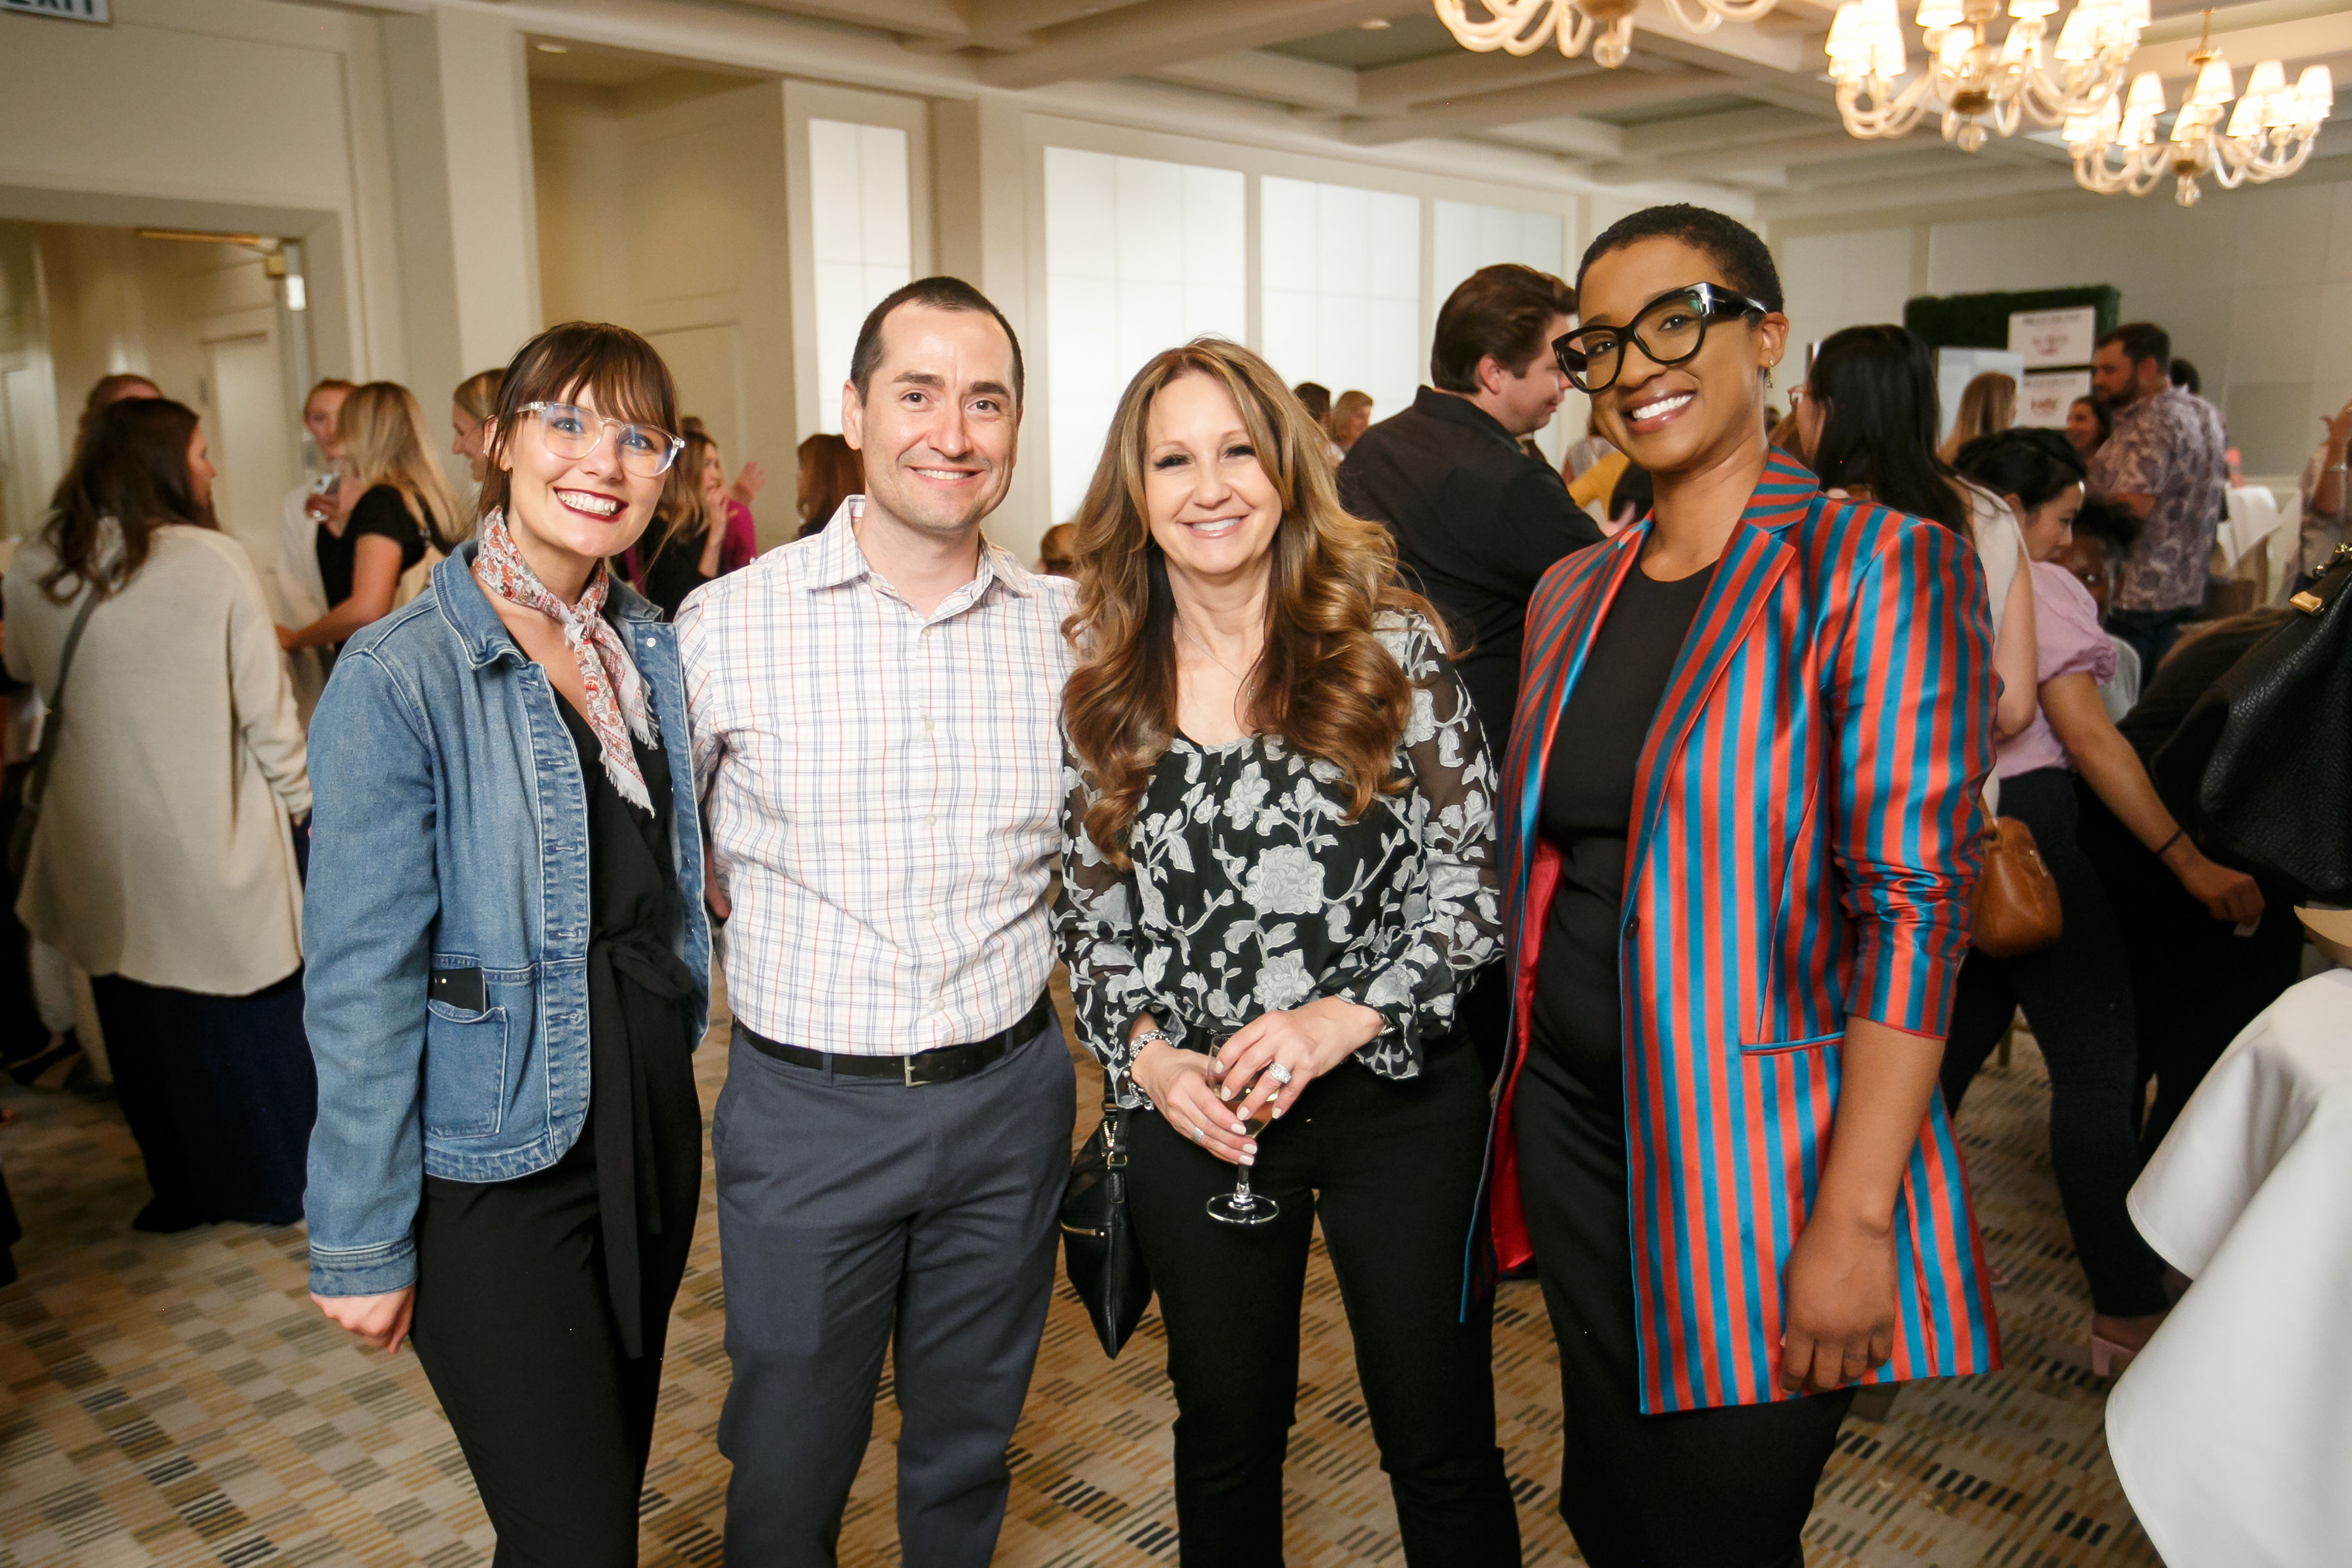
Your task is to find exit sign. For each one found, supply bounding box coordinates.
[3,0,110,20]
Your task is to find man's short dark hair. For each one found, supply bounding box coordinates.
[849,276,1025,406]
[2098,321,2170,376]
[1293,382,1331,422]
[2168,355,2201,395]
[1430,263,1578,393]
[1576,204,1784,315]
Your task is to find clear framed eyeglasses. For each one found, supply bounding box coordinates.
[515,401,684,478]
[1552,284,1772,395]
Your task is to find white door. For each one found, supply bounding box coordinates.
[645,322,746,466]
[203,333,295,569]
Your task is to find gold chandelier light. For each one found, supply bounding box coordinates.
[1433,0,1782,72]
[1825,0,2149,151]
[2066,18,2334,205]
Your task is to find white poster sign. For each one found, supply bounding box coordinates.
[1,0,108,18]
[2008,306,2099,370]
[2020,369,2093,429]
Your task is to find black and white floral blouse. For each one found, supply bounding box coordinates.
[1058,612,1503,1110]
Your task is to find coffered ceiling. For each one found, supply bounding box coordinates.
[722,0,2352,221]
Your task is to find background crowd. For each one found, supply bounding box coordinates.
[0,200,2339,1568]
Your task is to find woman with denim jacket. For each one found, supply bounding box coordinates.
[302,323,710,1566]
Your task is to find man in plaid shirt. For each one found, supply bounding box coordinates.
[679,278,1077,1567]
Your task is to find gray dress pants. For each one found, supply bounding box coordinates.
[714,1015,1077,1567]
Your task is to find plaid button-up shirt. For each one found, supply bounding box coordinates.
[2089,385,2229,613]
[676,499,1074,1054]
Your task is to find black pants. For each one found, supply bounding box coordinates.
[89,970,314,1230]
[1513,1061,1851,1568]
[411,1117,698,1568]
[1941,768,2170,1318]
[2072,782,2306,1155]
[1126,1040,1518,1567]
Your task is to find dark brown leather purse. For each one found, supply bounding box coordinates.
[1970,816,2063,958]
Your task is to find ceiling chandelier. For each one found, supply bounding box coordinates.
[2066,16,2334,204]
[1825,0,2148,151]
[1433,0,1781,72]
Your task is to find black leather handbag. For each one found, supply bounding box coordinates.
[2158,545,2352,903]
[1060,1077,1152,1358]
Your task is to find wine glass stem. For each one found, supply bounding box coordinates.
[1234,1165,1255,1209]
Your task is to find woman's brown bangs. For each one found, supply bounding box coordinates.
[498,325,679,438]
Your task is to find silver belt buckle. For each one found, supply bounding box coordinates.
[904,1053,921,1088]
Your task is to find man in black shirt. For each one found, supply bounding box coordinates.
[1339,263,1600,760]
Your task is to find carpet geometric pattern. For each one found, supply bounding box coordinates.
[0,994,2158,1566]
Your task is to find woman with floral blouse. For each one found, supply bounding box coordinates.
[1058,338,1518,1567]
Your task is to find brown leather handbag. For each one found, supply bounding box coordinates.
[1969,817,2063,958]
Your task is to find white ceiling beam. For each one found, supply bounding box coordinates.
[728,0,975,42]
[1756,161,2080,221]
[1149,50,1361,112]
[960,0,1162,49]
[1483,116,1628,159]
[973,0,1398,90]
[1348,49,1597,117]
[1612,104,1821,155]
[1342,65,1725,144]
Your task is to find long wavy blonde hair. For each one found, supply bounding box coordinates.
[1062,338,1446,868]
[338,381,464,550]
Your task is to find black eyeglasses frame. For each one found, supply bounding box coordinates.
[1552,284,1773,394]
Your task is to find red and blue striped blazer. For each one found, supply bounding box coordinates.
[1482,449,2002,1413]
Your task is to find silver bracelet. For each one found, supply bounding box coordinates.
[1128,1028,1174,1056]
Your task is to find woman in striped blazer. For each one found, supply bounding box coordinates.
[1482,205,2002,1567]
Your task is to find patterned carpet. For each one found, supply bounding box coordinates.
[0,997,2159,1567]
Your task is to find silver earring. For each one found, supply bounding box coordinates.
[1763,366,1776,389]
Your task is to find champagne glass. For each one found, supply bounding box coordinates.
[1205,1034,1278,1226]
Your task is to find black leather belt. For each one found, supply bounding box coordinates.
[739,992,1053,1086]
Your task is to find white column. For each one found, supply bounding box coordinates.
[380,6,542,416]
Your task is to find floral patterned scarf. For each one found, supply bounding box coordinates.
[474,508,659,813]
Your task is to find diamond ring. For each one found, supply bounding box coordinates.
[1267,1063,1294,1086]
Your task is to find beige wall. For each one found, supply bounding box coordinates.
[1772,163,2352,483]
[532,74,798,548]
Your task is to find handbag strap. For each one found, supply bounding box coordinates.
[23,585,105,810]
[1098,1070,1127,1166]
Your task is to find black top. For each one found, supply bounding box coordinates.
[318,484,431,608]
[1338,387,1603,757]
[1529,560,1716,1121]
[637,531,713,621]
[553,694,700,1362]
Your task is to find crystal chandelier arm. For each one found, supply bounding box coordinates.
[1663,0,1782,32]
[1837,72,1936,138]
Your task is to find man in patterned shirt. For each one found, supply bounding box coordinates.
[678,277,1077,1567]
[2087,320,2228,672]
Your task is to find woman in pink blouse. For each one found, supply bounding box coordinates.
[1939,429,2262,1377]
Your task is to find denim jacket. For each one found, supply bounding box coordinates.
[302,544,710,1297]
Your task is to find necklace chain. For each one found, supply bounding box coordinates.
[1177,618,1260,690]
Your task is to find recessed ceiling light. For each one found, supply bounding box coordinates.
[1359,16,1392,27]
[534,41,570,54]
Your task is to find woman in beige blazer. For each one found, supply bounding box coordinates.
[3,397,314,1233]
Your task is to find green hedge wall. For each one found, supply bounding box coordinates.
[1903,286,2122,350]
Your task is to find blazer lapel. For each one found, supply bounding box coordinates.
[1624,455,1818,895]
[1501,533,1640,934]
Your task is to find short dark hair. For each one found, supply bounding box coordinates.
[1292,382,1331,422]
[849,276,1024,407]
[1952,426,2085,512]
[2168,356,2201,395]
[1577,203,1783,314]
[2097,321,2170,374]
[1430,263,1577,393]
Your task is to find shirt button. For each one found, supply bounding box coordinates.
[924,814,938,827]
[924,717,936,731]
[1624,914,1641,936]
[926,910,939,923]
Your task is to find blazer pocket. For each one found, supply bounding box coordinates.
[1738,1029,1841,1055]
[422,1002,510,1139]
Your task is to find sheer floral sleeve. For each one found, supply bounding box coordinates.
[1319,617,1504,1077]
[1056,751,1171,1101]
